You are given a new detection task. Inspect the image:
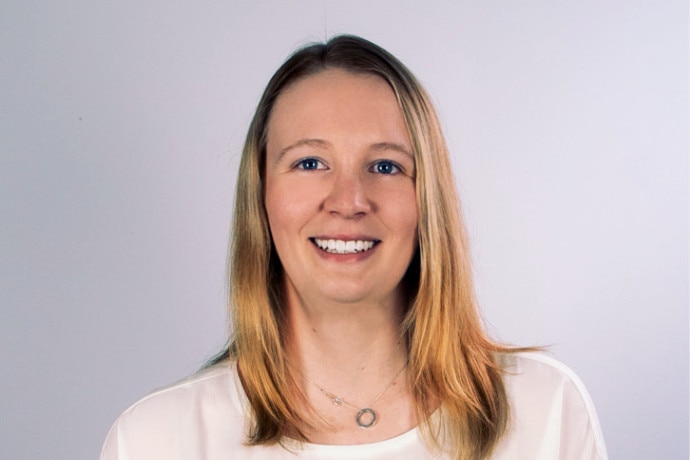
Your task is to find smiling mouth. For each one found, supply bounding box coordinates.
[311,238,379,254]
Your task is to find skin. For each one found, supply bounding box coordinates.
[264,69,418,443]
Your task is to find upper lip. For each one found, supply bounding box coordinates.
[310,234,380,242]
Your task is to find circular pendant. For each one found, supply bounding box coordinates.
[355,408,377,428]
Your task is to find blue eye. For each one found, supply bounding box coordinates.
[296,158,322,170]
[373,160,400,175]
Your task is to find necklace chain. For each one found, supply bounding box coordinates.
[296,362,407,429]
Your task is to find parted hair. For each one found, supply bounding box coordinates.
[224,35,515,460]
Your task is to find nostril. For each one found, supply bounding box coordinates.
[324,178,372,217]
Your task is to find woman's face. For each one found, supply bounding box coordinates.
[264,69,418,308]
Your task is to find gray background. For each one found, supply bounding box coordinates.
[2,1,687,459]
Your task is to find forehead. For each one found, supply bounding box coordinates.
[282,68,391,95]
[266,69,409,148]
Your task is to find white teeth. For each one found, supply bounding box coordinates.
[313,238,376,254]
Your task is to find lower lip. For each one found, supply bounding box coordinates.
[311,241,379,263]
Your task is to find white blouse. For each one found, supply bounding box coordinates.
[100,353,607,459]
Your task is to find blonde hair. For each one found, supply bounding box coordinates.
[227,35,515,460]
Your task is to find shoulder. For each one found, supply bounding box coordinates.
[500,352,594,397]
[100,361,248,460]
[118,362,240,420]
[492,352,608,460]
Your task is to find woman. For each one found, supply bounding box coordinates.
[101,35,607,459]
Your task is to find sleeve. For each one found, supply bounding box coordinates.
[494,353,608,460]
[98,401,184,460]
[99,417,123,460]
[555,364,608,460]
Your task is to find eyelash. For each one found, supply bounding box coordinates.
[293,158,325,170]
[291,158,403,175]
[370,160,402,175]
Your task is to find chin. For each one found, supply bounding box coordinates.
[319,284,400,307]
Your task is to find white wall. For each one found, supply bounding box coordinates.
[1,1,687,459]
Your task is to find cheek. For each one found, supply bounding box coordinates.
[266,200,293,238]
[384,188,418,239]
[265,177,291,223]
[266,177,323,225]
[265,184,312,243]
[264,185,290,243]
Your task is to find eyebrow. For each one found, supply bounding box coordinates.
[274,139,330,164]
[274,139,414,163]
[369,142,414,160]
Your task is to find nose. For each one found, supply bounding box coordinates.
[322,171,372,218]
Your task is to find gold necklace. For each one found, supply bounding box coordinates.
[297,362,407,429]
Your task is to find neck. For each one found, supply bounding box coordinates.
[280,284,417,444]
[284,282,407,377]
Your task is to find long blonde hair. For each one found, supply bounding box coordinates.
[227,35,515,460]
